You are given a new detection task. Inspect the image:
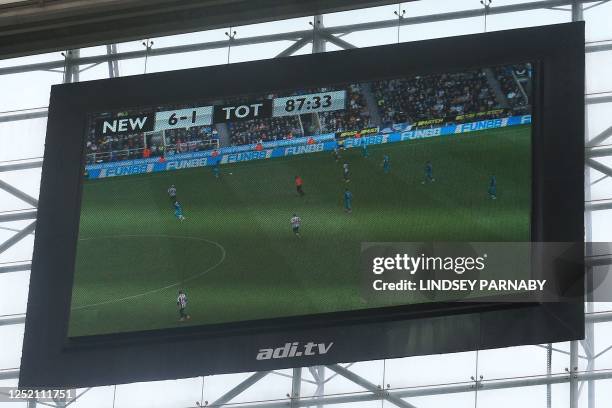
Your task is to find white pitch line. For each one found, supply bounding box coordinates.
[71,234,226,310]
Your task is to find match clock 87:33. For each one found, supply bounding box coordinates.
[272,90,346,117]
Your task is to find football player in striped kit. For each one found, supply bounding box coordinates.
[177,290,191,321]
[167,184,177,203]
[343,162,350,183]
[291,214,302,237]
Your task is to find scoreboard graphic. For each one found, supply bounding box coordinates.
[272,90,346,117]
[95,90,347,136]
[155,106,214,132]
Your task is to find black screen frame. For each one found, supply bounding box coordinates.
[20,22,585,388]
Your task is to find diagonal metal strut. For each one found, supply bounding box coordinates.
[327,364,418,408]
[586,124,612,148]
[586,158,612,178]
[276,37,311,58]
[0,221,36,255]
[0,179,38,207]
[210,371,270,407]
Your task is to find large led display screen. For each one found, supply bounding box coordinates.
[20,23,585,388]
[70,63,534,337]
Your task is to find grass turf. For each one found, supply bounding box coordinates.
[69,125,531,337]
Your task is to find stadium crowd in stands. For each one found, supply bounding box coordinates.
[164,126,218,154]
[86,125,218,164]
[495,64,531,115]
[86,131,145,163]
[372,70,500,127]
[229,117,302,146]
[320,83,371,133]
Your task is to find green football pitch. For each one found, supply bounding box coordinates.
[69,125,531,337]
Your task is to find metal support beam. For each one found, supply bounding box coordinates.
[586,158,612,178]
[586,124,612,148]
[546,343,552,408]
[0,210,37,222]
[309,366,325,408]
[317,366,324,408]
[0,179,38,207]
[0,314,25,327]
[572,0,585,20]
[0,161,43,173]
[586,311,612,323]
[0,262,30,274]
[586,201,612,211]
[106,44,120,78]
[0,220,36,255]
[312,15,326,54]
[586,146,612,158]
[0,0,416,61]
[326,0,599,36]
[0,108,47,123]
[0,369,19,380]
[0,0,605,78]
[210,371,270,407]
[0,359,611,401]
[319,32,358,50]
[586,94,612,105]
[0,31,313,76]
[71,48,80,83]
[275,37,311,58]
[586,41,612,53]
[195,369,612,408]
[291,368,302,407]
[570,341,579,408]
[63,49,79,84]
[327,364,418,408]
[585,277,596,408]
